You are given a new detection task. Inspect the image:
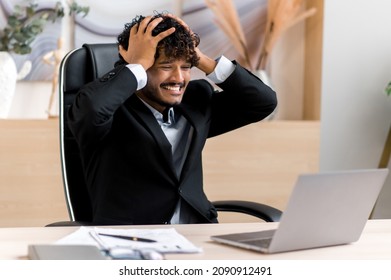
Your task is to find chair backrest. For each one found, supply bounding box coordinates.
[59,43,283,225]
[59,43,119,222]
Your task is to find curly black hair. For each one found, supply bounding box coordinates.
[116,12,200,67]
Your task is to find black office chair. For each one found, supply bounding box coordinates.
[56,43,282,226]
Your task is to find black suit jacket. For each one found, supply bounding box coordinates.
[68,61,277,225]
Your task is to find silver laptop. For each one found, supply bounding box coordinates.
[211,168,389,254]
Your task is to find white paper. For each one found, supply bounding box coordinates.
[55,227,202,253]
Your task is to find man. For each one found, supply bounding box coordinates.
[68,13,277,225]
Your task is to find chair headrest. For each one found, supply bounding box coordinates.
[62,43,119,93]
[83,43,119,78]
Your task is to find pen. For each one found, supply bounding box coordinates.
[98,233,157,243]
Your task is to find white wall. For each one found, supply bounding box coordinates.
[7,0,305,120]
[321,0,391,170]
[320,0,391,217]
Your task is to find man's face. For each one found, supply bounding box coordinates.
[137,52,192,113]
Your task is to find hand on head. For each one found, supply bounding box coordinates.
[119,16,175,70]
[118,13,201,71]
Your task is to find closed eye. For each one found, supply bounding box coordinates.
[181,65,192,71]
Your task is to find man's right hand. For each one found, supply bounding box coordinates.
[119,16,175,71]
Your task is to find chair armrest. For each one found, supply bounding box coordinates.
[213,200,282,222]
[47,200,282,226]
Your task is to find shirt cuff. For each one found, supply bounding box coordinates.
[206,56,236,84]
[126,64,147,90]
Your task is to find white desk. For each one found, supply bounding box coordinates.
[1,220,390,260]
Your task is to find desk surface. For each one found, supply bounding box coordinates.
[1,220,390,260]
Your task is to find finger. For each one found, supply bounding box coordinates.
[193,32,200,47]
[118,45,126,57]
[144,16,163,34]
[166,13,189,30]
[130,23,138,35]
[154,27,176,41]
[138,16,153,33]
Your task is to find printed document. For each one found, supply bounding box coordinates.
[55,227,202,253]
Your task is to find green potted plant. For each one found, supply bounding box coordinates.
[0,0,89,54]
[0,0,88,118]
[386,81,391,96]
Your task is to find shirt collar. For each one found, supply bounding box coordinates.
[138,98,175,125]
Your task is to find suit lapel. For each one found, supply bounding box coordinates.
[124,95,207,183]
[125,95,177,178]
[174,104,204,181]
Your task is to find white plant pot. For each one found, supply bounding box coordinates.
[0,51,18,118]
